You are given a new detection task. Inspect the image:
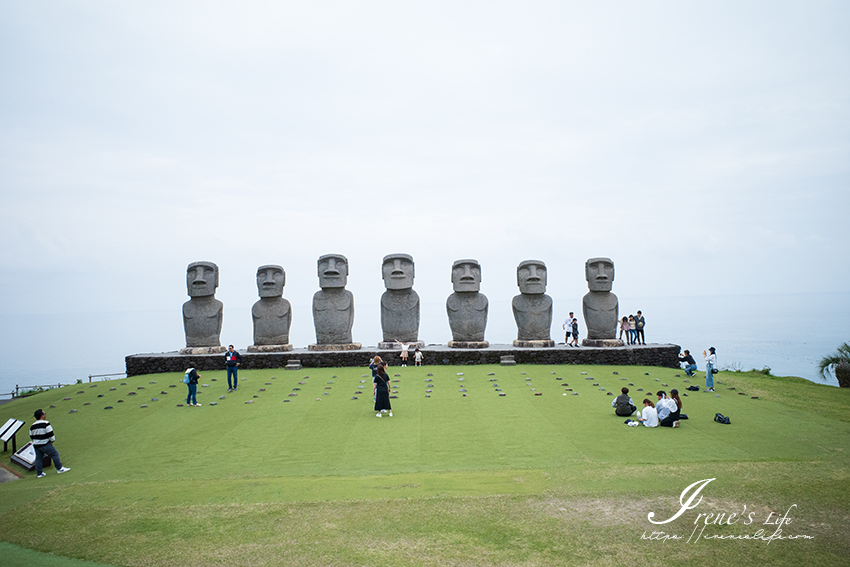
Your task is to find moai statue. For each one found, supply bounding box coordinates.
[248,265,293,352]
[446,259,489,348]
[582,257,622,346]
[309,254,360,351]
[181,261,224,354]
[378,254,422,349]
[512,260,554,347]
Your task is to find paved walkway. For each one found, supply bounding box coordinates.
[0,464,22,483]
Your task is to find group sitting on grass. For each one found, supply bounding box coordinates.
[617,387,682,429]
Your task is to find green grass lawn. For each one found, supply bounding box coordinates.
[1,363,848,566]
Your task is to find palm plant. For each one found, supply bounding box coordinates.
[818,342,850,388]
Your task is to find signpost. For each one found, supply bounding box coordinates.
[1,419,25,453]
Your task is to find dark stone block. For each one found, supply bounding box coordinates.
[127,344,682,376]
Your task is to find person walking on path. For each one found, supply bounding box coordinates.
[569,317,580,347]
[29,409,71,478]
[225,345,242,392]
[373,363,393,417]
[704,347,717,392]
[185,367,202,406]
[562,312,575,343]
[679,350,698,377]
[634,311,646,345]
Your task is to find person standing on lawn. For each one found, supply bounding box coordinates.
[225,344,242,392]
[373,363,393,417]
[29,409,71,478]
[704,347,717,392]
[185,367,202,406]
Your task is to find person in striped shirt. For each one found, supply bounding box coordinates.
[29,409,70,478]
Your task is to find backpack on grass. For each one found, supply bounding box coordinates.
[714,412,731,425]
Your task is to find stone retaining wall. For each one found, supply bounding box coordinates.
[126,344,681,376]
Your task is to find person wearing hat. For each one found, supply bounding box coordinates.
[703,347,717,392]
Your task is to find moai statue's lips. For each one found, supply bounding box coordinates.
[323,271,341,277]
[460,276,476,282]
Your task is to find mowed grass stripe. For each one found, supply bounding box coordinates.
[1,364,848,486]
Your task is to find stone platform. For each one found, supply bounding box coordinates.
[126,343,681,376]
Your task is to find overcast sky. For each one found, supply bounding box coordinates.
[1,1,848,342]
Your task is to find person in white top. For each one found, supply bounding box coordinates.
[655,391,677,421]
[562,312,575,343]
[394,340,411,367]
[637,399,658,427]
[704,346,717,392]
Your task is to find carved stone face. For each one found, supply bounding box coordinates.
[257,265,285,298]
[585,257,615,292]
[382,254,414,290]
[186,261,218,297]
[517,260,547,294]
[317,254,348,289]
[451,259,481,292]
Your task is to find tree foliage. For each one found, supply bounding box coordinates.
[818,342,850,388]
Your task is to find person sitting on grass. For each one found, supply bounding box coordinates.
[655,391,676,423]
[612,387,636,416]
[637,399,658,427]
[659,389,682,428]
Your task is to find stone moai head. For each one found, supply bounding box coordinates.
[585,257,615,292]
[382,253,415,290]
[451,259,481,293]
[257,265,285,298]
[517,260,547,294]
[186,261,219,297]
[317,254,348,289]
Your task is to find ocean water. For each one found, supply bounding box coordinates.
[0,291,845,396]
